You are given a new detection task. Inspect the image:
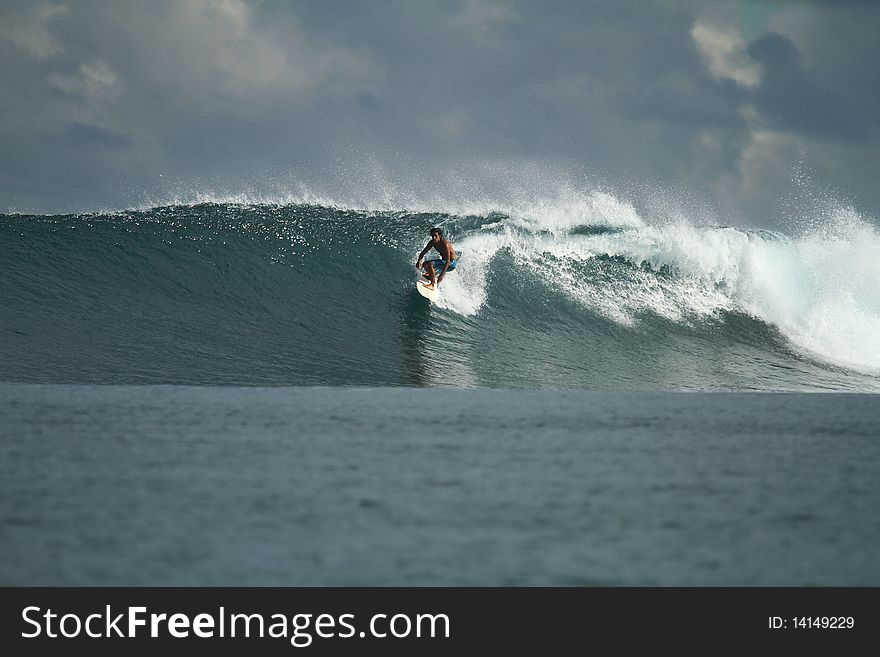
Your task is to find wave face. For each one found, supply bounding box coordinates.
[2,197,879,390]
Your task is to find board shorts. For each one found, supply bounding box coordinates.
[426,258,456,271]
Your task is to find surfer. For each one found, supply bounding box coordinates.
[416,227,457,289]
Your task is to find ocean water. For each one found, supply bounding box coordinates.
[2,198,879,585]
[3,385,878,586]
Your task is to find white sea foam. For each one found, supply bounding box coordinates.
[734,211,880,372]
[434,192,880,374]
[433,233,505,316]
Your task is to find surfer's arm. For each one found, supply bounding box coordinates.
[416,242,432,267]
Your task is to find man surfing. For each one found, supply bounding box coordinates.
[416,227,457,290]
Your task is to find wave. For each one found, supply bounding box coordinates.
[2,194,878,390]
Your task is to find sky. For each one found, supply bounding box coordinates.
[1,0,879,225]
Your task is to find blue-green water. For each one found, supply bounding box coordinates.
[2,385,879,586]
[2,202,879,585]
[3,203,879,389]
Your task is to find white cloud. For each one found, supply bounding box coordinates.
[188,0,292,92]
[160,0,378,100]
[734,129,803,203]
[0,2,67,60]
[692,20,762,88]
[48,60,118,102]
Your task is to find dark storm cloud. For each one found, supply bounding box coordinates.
[0,0,879,222]
[748,32,868,141]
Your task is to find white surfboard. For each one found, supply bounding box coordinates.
[416,279,439,302]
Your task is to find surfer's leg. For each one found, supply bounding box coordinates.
[425,261,436,286]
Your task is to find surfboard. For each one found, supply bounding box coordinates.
[416,279,439,302]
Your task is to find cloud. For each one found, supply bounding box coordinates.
[747,32,867,141]
[1,1,879,222]
[0,2,68,60]
[144,0,379,101]
[692,20,762,88]
[48,60,118,101]
[737,128,803,196]
[167,0,300,97]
